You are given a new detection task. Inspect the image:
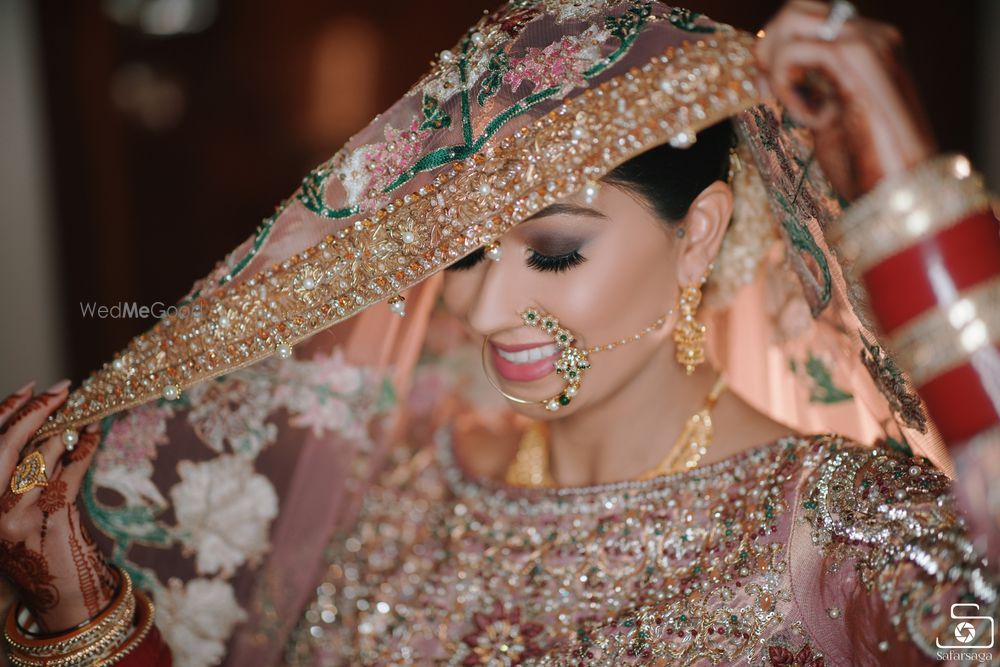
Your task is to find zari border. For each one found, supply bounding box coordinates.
[31,33,762,445]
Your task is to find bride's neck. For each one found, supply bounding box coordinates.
[546,344,719,486]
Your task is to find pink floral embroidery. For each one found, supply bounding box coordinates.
[274,349,372,439]
[336,119,432,214]
[503,25,609,97]
[99,403,174,471]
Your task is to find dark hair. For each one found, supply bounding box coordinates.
[602,119,735,222]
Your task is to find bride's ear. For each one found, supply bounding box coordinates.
[674,180,733,284]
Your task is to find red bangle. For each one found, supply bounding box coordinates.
[861,210,1000,335]
[860,208,1000,445]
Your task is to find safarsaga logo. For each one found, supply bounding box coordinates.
[79,301,203,320]
[936,603,994,663]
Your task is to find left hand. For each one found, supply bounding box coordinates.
[754,0,938,200]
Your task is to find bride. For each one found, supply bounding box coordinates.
[1,1,997,665]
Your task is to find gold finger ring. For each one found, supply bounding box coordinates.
[10,451,48,495]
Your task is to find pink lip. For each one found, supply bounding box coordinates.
[489,342,561,382]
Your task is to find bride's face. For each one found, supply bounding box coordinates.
[441,181,730,417]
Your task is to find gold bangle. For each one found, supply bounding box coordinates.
[6,598,134,667]
[4,567,135,666]
[7,612,132,667]
[95,589,156,667]
[829,154,993,273]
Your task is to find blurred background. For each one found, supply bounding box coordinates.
[1,0,998,392]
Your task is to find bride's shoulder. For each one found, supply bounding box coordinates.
[768,432,963,569]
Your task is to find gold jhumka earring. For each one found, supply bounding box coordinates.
[673,270,710,375]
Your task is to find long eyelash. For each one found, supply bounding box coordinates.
[446,247,486,271]
[526,250,586,273]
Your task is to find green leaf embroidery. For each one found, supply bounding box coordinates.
[477,49,510,107]
[665,7,715,33]
[604,1,652,46]
[298,167,359,219]
[803,353,853,403]
[419,93,452,131]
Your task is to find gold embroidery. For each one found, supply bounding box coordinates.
[31,35,761,446]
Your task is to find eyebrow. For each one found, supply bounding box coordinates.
[527,203,609,221]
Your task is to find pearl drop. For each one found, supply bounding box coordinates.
[62,429,79,451]
[401,231,415,244]
[566,386,577,397]
[277,344,293,360]
[440,50,454,63]
[162,384,180,401]
[112,358,125,372]
[582,183,599,204]
[485,243,502,262]
[470,32,483,46]
[546,399,560,412]
[388,296,406,317]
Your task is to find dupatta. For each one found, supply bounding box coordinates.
[26,3,949,664]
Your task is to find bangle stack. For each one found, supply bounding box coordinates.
[3,566,157,667]
[829,153,1000,445]
[829,154,992,273]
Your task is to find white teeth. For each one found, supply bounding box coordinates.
[496,343,559,364]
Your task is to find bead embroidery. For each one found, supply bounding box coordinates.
[287,433,813,664]
[286,433,996,664]
[32,17,761,446]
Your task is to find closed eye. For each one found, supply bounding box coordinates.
[445,247,587,273]
[525,249,586,273]
[446,247,486,271]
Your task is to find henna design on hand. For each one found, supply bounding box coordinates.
[0,491,22,514]
[62,427,101,465]
[67,506,102,617]
[0,392,63,435]
[0,539,60,612]
[0,386,33,415]
[38,478,68,514]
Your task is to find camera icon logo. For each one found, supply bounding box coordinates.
[936,603,995,650]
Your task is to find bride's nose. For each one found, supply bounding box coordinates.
[465,244,526,337]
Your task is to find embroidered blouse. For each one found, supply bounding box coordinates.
[281,431,996,665]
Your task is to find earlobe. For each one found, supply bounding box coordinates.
[676,181,733,284]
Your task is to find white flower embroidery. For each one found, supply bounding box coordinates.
[186,365,279,459]
[170,455,278,576]
[94,403,175,507]
[544,0,613,23]
[155,577,247,667]
[274,349,376,439]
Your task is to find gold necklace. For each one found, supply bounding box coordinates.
[504,375,727,487]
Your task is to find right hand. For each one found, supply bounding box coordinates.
[0,379,115,632]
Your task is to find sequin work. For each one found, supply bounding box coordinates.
[284,433,996,665]
[31,5,762,446]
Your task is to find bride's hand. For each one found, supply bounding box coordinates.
[0,380,114,632]
[755,0,938,200]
